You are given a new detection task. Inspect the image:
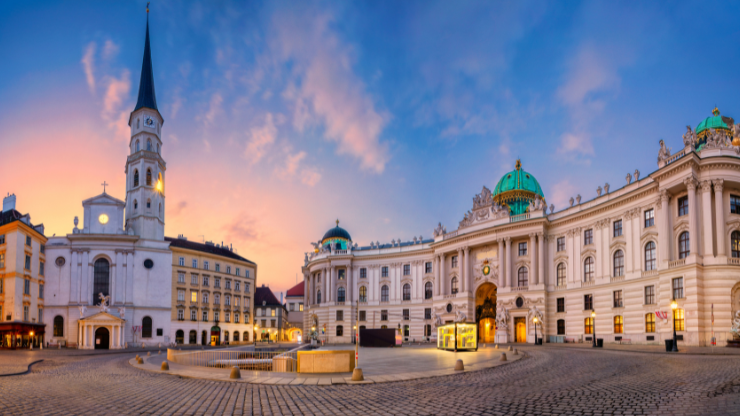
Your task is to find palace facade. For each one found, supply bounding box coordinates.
[303,114,740,346]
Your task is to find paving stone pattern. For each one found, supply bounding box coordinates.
[1,347,740,415]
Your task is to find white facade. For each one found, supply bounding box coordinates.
[303,121,740,346]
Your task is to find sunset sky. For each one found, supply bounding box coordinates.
[2,1,740,296]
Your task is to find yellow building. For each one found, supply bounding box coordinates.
[167,236,256,345]
[0,195,48,349]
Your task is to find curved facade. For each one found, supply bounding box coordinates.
[302,114,740,346]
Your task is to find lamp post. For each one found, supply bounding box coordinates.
[253,324,258,346]
[671,300,679,352]
[532,317,538,346]
[591,310,597,348]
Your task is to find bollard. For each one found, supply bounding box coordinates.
[137,357,144,365]
[514,349,519,355]
[147,352,151,356]
[454,359,464,371]
[507,346,512,351]
[495,344,499,349]
[135,354,140,360]
[351,368,364,381]
[500,353,507,361]
[158,350,161,355]
[161,361,169,371]
[230,366,241,379]
[59,343,61,350]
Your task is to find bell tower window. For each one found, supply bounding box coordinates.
[134,170,139,187]
[137,118,140,129]
[136,140,140,152]
[147,199,151,209]
[146,169,152,186]
[134,200,138,210]
[147,139,152,151]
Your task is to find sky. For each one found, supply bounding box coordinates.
[2,1,740,297]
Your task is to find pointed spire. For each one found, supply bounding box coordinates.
[134,12,158,112]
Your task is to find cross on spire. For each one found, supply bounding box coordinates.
[101,181,109,193]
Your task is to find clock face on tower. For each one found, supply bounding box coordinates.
[144,116,156,129]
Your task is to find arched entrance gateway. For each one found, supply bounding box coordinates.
[475,283,497,343]
[94,328,109,349]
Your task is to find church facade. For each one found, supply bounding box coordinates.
[303,113,740,346]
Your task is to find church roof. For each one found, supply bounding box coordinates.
[81,192,125,207]
[165,237,255,264]
[285,282,304,298]
[134,16,158,112]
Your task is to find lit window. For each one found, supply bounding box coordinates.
[645,313,655,333]
[191,291,197,303]
[673,308,685,331]
[614,316,623,334]
[359,286,367,302]
[584,317,593,334]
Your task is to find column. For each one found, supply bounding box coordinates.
[567,231,575,283]
[115,251,124,304]
[504,237,512,287]
[329,266,335,303]
[126,252,134,304]
[714,179,726,256]
[435,255,441,295]
[529,233,536,285]
[81,250,90,304]
[685,178,699,257]
[700,180,714,257]
[538,233,544,286]
[623,214,632,272]
[594,226,603,278]
[322,267,327,304]
[658,190,671,265]
[78,322,82,347]
[347,266,353,303]
[70,250,79,303]
[456,248,463,293]
[463,246,470,293]
[497,239,505,288]
[390,265,396,301]
[440,254,446,295]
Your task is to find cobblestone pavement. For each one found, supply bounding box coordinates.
[1,347,740,415]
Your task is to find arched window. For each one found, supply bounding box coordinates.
[584,317,594,334]
[316,290,321,304]
[142,316,153,338]
[583,257,594,281]
[336,325,344,336]
[243,331,249,342]
[137,118,140,129]
[381,285,389,302]
[337,287,346,302]
[134,170,139,187]
[557,319,565,335]
[425,282,433,299]
[678,232,690,259]
[146,169,152,186]
[134,199,138,210]
[189,330,197,344]
[203,293,209,303]
[732,231,740,258]
[451,277,458,294]
[645,241,656,271]
[517,267,528,287]
[614,316,623,334]
[359,286,367,302]
[175,329,184,344]
[557,263,566,287]
[53,315,64,337]
[214,294,220,304]
[613,250,624,277]
[645,313,655,333]
[147,139,152,151]
[136,140,140,152]
[93,258,110,302]
[403,283,411,300]
[146,199,151,209]
[234,332,239,342]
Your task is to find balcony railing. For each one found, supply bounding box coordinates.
[728,258,740,265]
[554,284,567,291]
[509,213,530,223]
[582,280,595,287]
[641,270,658,277]
[610,276,625,283]
[511,286,529,292]
[669,259,686,269]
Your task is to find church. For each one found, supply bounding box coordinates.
[42,14,178,349]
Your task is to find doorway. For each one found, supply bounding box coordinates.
[201,330,208,345]
[475,283,497,343]
[514,317,526,343]
[94,327,110,349]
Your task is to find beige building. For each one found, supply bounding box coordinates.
[168,236,256,345]
[0,194,48,348]
[303,109,740,346]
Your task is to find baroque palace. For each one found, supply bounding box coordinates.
[303,112,740,346]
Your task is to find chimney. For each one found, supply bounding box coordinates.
[3,193,16,213]
[280,292,283,304]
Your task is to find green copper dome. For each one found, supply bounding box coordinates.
[694,107,733,151]
[493,160,545,215]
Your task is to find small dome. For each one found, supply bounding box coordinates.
[321,219,351,243]
[492,160,545,215]
[696,107,731,137]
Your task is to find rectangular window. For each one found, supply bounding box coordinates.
[203,276,209,286]
[381,310,388,321]
[26,235,32,246]
[359,311,366,321]
[584,294,593,310]
[178,273,185,283]
[425,262,433,273]
[674,309,685,331]
[203,293,209,304]
[613,220,622,237]
[225,296,231,306]
[235,282,240,291]
[191,274,198,284]
[235,297,240,307]
[381,267,388,277]
[584,317,593,334]
[246,283,250,293]
[338,269,345,280]
[613,290,623,308]
[192,259,198,268]
[271,320,276,328]
[38,308,43,322]
[226,281,231,290]
[645,313,656,333]
[0,253,4,269]
[215,312,220,322]
[299,303,303,311]
[245,313,250,323]
[518,242,527,256]
[0,279,3,294]
[236,268,240,276]
[425,308,432,320]
[23,306,29,321]
[645,208,655,227]
[191,291,197,303]
[215,263,220,272]
[245,298,250,308]
[25,255,31,270]
[226,266,231,274]
[215,278,220,288]
[678,197,688,217]
[403,264,410,275]
[403,309,409,320]
[557,319,565,335]
[39,261,44,276]
[360,268,367,278]
[177,309,184,320]
[584,229,593,245]
[246,270,250,278]
[557,297,565,313]
[225,312,230,323]
[732,195,740,214]
[672,277,684,299]
[452,256,458,268]
[177,290,184,301]
[289,303,295,311]
[644,285,655,305]
[557,237,565,252]
[179,257,185,266]
[271,308,276,317]
[204,261,209,270]
[234,313,239,323]
[191,309,196,321]
[39,284,44,299]
[24,279,30,295]
[261,319,266,328]
[40,244,45,254]
[614,316,624,334]
[0,234,4,244]
[203,311,208,321]
[336,310,343,321]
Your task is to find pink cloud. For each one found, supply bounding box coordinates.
[81,42,96,93]
[244,113,277,164]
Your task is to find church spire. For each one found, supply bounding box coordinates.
[134,11,158,112]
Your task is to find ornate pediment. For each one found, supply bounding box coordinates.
[459,186,510,229]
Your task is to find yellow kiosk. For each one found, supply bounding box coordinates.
[437,322,478,351]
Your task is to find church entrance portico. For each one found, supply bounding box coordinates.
[95,328,110,349]
[78,312,125,349]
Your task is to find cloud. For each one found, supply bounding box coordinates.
[102,40,119,61]
[549,180,579,212]
[558,132,594,156]
[281,151,305,177]
[300,167,321,187]
[222,215,260,244]
[244,113,277,164]
[274,11,390,173]
[101,70,131,141]
[204,93,223,126]
[81,42,96,93]
[168,201,187,217]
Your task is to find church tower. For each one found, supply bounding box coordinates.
[125,11,165,240]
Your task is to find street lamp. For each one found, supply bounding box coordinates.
[532,317,539,346]
[591,310,597,348]
[671,300,679,352]
[253,324,259,346]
